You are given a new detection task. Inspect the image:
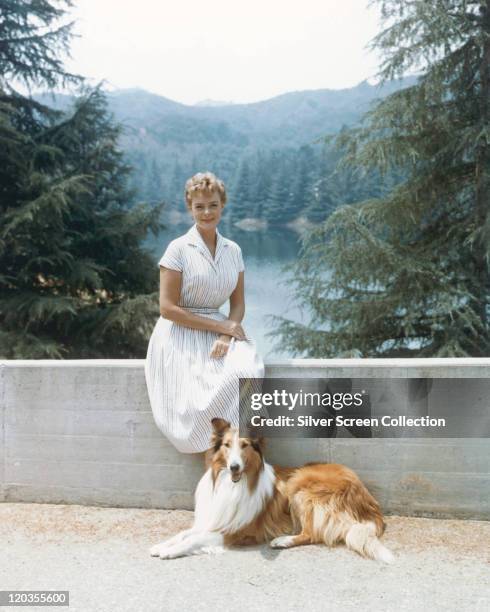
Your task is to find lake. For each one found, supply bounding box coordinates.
[146,221,307,359]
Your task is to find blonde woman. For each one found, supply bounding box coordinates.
[145,172,264,453]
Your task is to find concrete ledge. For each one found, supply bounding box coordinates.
[1,359,489,518]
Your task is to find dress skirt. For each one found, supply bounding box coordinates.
[145,307,264,453]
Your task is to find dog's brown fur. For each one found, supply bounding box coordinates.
[209,418,390,559]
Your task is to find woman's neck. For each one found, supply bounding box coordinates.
[196,224,217,246]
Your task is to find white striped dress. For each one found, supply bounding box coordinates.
[144,224,265,453]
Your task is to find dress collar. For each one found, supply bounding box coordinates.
[186,224,227,267]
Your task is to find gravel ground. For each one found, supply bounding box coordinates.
[1,503,489,612]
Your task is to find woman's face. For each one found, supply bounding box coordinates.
[188,190,224,232]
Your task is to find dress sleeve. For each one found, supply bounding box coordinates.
[158,240,183,272]
[237,245,245,272]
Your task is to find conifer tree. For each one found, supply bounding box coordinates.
[272,0,490,357]
[266,163,295,224]
[252,152,274,221]
[230,159,254,222]
[0,0,78,90]
[306,176,337,223]
[306,147,340,223]
[168,159,186,212]
[289,146,315,220]
[0,0,163,358]
[143,158,165,203]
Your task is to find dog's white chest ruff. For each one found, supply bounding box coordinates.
[194,463,275,534]
[150,436,393,563]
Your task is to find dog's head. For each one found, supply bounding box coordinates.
[209,418,265,484]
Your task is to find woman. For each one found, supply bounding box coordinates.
[145,172,264,453]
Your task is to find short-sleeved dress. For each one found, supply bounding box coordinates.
[144,224,265,453]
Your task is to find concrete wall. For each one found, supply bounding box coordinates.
[1,359,489,519]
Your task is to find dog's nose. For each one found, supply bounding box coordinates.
[230,463,240,473]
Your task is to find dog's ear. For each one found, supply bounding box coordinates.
[210,418,231,449]
[248,431,266,456]
[211,418,231,435]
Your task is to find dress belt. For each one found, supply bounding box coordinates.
[182,306,220,314]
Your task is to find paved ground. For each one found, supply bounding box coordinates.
[0,503,489,612]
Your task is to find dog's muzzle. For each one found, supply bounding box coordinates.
[229,462,242,483]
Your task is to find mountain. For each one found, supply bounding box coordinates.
[104,78,415,148]
[194,99,234,107]
[34,78,415,222]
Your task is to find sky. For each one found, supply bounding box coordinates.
[65,0,383,106]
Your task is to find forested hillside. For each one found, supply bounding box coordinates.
[38,78,412,225]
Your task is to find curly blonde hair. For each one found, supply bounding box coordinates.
[184,172,227,207]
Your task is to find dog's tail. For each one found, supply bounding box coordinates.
[345,522,394,564]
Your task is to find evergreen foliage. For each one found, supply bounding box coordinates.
[0,0,78,89]
[271,0,490,358]
[229,159,254,221]
[290,146,315,220]
[223,145,382,226]
[267,163,295,224]
[128,141,396,228]
[251,152,274,222]
[0,0,163,358]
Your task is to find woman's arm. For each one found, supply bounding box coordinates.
[210,272,246,358]
[227,271,245,324]
[159,267,246,339]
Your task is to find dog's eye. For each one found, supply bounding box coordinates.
[224,442,231,448]
[240,442,249,448]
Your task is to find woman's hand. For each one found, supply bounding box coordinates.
[219,320,246,340]
[210,334,232,359]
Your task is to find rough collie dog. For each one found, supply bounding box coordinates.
[150,418,394,563]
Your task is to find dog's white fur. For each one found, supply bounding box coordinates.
[150,426,394,563]
[150,459,276,559]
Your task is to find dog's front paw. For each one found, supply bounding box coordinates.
[270,536,295,549]
[150,543,169,557]
[158,549,179,560]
